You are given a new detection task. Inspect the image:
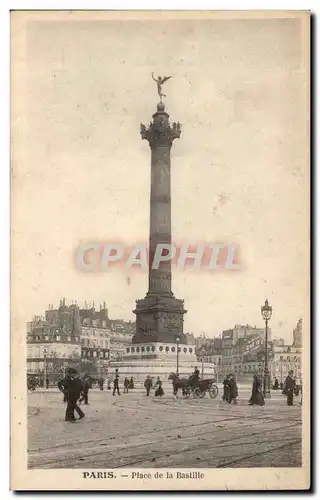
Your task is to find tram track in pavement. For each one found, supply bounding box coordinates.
[111,396,300,416]
[110,422,301,469]
[28,401,300,455]
[216,439,302,468]
[28,413,254,454]
[28,415,301,469]
[28,396,301,453]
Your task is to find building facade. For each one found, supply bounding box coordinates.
[193,320,302,380]
[27,299,136,380]
[27,309,81,382]
[270,345,302,383]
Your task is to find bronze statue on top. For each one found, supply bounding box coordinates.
[152,73,172,102]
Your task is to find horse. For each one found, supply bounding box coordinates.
[168,372,191,399]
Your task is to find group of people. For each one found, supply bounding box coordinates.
[249,369,300,407]
[144,375,164,397]
[222,370,299,407]
[123,376,135,393]
[111,370,135,395]
[57,368,166,422]
[27,376,50,391]
[222,374,239,404]
[56,365,301,422]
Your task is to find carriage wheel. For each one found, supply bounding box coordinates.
[209,384,219,399]
[193,387,202,399]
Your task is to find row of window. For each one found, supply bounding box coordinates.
[274,364,301,371]
[222,355,300,364]
[81,338,109,348]
[279,356,300,362]
[126,346,195,354]
[82,350,109,358]
[27,345,80,357]
[81,329,110,337]
[28,335,80,343]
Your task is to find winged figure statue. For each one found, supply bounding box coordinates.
[151,73,173,102]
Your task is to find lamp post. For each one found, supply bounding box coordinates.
[176,337,180,376]
[261,299,272,398]
[201,347,205,379]
[43,348,47,389]
[97,348,102,379]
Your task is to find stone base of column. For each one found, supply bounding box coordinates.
[132,294,187,344]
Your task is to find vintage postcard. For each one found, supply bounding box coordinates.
[11,10,310,491]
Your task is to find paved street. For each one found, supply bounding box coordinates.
[28,386,302,469]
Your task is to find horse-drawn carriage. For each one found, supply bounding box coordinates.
[169,372,219,399]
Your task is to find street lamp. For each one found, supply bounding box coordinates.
[176,337,180,377]
[201,346,205,379]
[43,348,47,389]
[261,298,272,399]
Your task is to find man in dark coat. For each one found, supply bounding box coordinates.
[189,367,200,390]
[227,374,238,404]
[113,369,120,396]
[57,369,85,422]
[194,367,200,382]
[144,375,153,396]
[123,377,130,394]
[283,370,296,406]
[79,374,90,404]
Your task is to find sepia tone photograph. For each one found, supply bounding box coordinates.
[10,10,310,490]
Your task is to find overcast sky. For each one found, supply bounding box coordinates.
[12,12,309,343]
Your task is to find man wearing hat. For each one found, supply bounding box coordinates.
[283,370,296,406]
[58,368,85,422]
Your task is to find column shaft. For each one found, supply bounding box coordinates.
[149,146,172,294]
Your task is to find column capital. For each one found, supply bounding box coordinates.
[140,103,181,149]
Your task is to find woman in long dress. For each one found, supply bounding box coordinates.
[227,374,238,404]
[155,376,164,397]
[222,375,230,401]
[249,372,265,406]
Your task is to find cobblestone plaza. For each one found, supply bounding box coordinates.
[28,386,302,469]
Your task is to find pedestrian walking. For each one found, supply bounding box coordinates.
[249,371,265,406]
[45,378,49,390]
[113,369,120,396]
[144,375,153,396]
[154,376,164,397]
[129,377,134,389]
[57,368,85,422]
[283,370,296,406]
[222,375,230,402]
[79,374,90,404]
[123,377,130,393]
[227,374,238,404]
[98,377,104,391]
